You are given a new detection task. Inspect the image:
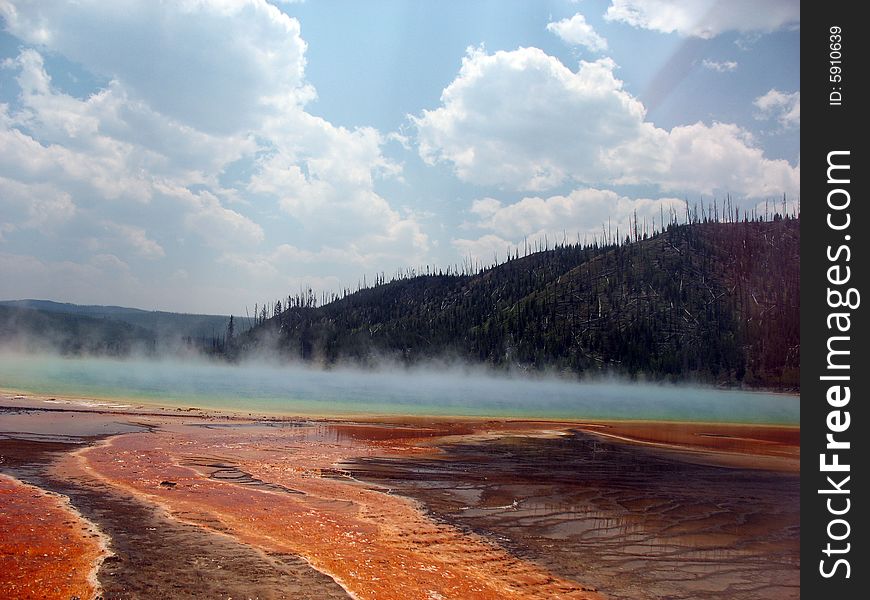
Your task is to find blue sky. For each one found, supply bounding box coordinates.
[0,0,799,314]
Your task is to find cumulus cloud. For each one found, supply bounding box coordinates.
[468,189,683,240]
[414,46,799,198]
[1,49,234,199]
[645,122,798,195]
[0,0,428,309]
[754,89,800,128]
[452,235,516,266]
[243,113,428,264]
[454,188,686,262]
[101,221,165,259]
[151,182,265,249]
[414,48,648,191]
[546,13,608,52]
[0,0,314,134]
[0,49,264,252]
[604,0,800,39]
[701,59,737,72]
[0,176,75,234]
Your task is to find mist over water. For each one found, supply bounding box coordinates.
[0,353,799,424]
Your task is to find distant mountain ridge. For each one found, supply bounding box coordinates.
[0,304,157,356]
[237,219,799,389]
[2,299,159,315]
[0,299,249,355]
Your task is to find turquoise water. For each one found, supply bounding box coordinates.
[0,353,799,424]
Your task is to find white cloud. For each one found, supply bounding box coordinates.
[414,48,648,191]
[604,0,800,39]
[734,33,762,51]
[0,48,266,256]
[754,89,800,128]
[452,234,515,265]
[0,113,152,204]
[150,181,265,249]
[101,221,165,259]
[546,13,608,52]
[701,59,737,72]
[0,0,314,135]
[0,1,429,310]
[1,51,165,202]
[638,122,798,196]
[4,44,253,183]
[466,188,684,241]
[414,47,799,198]
[0,176,75,233]
[751,196,800,220]
[452,188,685,264]
[89,253,131,273]
[248,111,427,256]
[454,188,707,264]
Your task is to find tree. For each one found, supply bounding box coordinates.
[226,315,235,348]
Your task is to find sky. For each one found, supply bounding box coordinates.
[0,0,800,315]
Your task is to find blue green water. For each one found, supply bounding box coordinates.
[0,353,799,424]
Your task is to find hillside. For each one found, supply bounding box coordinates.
[0,300,252,341]
[239,219,799,388]
[0,300,251,356]
[0,305,157,355]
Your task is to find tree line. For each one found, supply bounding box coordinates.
[226,208,799,389]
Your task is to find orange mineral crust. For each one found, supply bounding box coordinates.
[79,422,604,600]
[0,473,106,600]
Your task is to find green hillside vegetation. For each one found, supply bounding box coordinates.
[0,300,252,342]
[236,218,799,389]
[0,300,252,355]
[0,305,156,355]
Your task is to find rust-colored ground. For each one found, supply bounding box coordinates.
[347,423,800,600]
[0,473,106,600]
[76,421,604,600]
[1,395,799,599]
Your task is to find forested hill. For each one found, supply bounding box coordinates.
[0,300,252,356]
[237,218,799,389]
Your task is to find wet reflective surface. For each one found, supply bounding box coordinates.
[0,397,798,600]
[1,407,147,443]
[347,425,800,600]
[78,421,604,599]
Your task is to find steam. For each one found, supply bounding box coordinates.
[0,351,799,425]
[0,303,244,360]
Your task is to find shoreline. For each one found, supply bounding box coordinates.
[1,391,801,474]
[1,386,801,428]
[1,388,801,474]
